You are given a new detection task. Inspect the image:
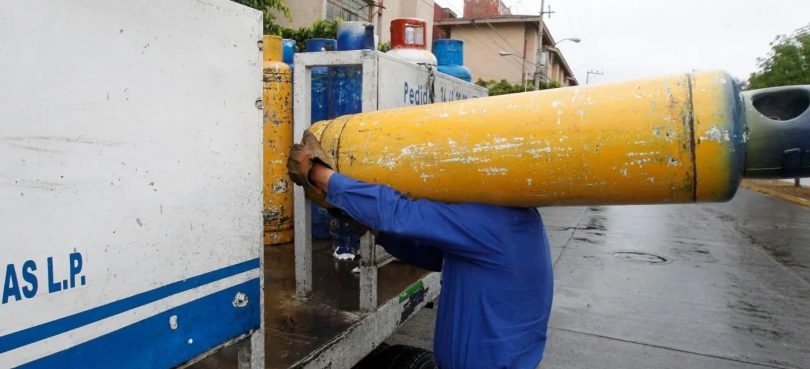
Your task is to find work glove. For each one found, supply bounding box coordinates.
[287,131,334,208]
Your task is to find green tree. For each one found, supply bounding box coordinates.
[230,1,387,52]
[474,79,560,96]
[279,19,341,52]
[231,0,290,34]
[231,0,342,51]
[748,24,810,89]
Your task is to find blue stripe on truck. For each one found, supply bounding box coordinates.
[0,258,260,355]
[21,278,261,369]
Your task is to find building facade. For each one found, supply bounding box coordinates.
[272,0,435,49]
[434,2,578,86]
[463,0,512,18]
[271,0,577,86]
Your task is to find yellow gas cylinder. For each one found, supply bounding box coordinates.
[309,71,748,207]
[262,35,293,244]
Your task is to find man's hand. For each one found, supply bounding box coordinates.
[287,131,334,207]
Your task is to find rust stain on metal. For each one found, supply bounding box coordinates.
[262,35,293,245]
[271,178,288,193]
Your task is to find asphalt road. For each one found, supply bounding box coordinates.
[386,188,810,369]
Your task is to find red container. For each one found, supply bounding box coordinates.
[390,18,428,49]
[388,18,437,66]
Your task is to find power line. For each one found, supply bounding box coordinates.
[467,24,526,80]
[435,0,463,17]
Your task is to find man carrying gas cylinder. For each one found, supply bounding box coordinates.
[287,131,555,369]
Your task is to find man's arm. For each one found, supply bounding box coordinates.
[375,232,444,272]
[310,163,507,267]
[309,162,336,192]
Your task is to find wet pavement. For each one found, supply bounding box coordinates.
[388,188,810,368]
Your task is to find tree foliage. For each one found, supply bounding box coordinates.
[748,24,810,89]
[230,1,390,53]
[279,19,341,52]
[231,1,340,51]
[277,20,391,53]
[231,0,290,34]
[475,79,560,96]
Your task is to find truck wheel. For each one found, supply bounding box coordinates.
[388,345,437,369]
[381,345,437,369]
[352,343,390,369]
[352,344,437,369]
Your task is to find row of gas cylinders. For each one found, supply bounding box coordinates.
[281,18,472,83]
[262,18,473,250]
[262,35,353,251]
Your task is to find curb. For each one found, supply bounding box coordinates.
[740,181,810,208]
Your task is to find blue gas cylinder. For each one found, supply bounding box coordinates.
[328,22,375,258]
[337,21,375,51]
[282,39,296,71]
[304,38,336,239]
[311,203,331,240]
[304,38,336,123]
[433,39,472,82]
[329,22,374,118]
[330,215,360,260]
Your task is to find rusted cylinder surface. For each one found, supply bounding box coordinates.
[310,71,746,207]
[263,35,294,244]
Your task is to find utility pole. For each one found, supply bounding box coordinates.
[533,0,554,90]
[586,69,603,84]
[377,1,384,45]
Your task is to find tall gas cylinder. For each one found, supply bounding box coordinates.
[305,38,336,123]
[328,21,376,259]
[386,18,437,66]
[433,39,472,82]
[304,38,337,239]
[329,21,374,118]
[262,35,293,244]
[309,71,752,207]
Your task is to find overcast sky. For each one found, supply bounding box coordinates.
[435,0,810,84]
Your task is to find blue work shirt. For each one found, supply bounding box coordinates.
[326,173,554,369]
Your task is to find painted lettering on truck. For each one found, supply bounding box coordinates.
[402,82,480,105]
[403,82,431,105]
[2,251,86,304]
[439,86,470,102]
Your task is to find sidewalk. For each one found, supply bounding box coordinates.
[740,179,810,207]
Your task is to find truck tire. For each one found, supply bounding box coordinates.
[388,345,437,369]
[352,344,437,369]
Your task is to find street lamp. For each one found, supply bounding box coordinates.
[553,37,581,46]
[543,37,581,66]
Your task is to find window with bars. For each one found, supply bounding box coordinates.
[326,0,370,21]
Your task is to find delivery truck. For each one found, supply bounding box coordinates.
[0,1,486,368]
